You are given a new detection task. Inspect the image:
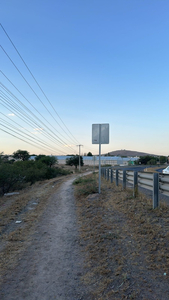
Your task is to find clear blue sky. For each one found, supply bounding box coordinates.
[1,0,169,156]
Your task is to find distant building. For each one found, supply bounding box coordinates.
[56,156,138,166]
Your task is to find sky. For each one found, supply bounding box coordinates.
[0,0,169,156]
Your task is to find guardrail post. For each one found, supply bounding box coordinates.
[107,168,110,181]
[116,170,118,186]
[111,169,113,183]
[133,171,138,197]
[104,168,106,179]
[153,173,159,208]
[123,170,126,190]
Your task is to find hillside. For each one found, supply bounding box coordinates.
[105,149,155,157]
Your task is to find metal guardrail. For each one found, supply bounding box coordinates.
[101,167,169,208]
[159,174,169,197]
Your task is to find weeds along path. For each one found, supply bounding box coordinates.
[74,174,169,300]
[0,173,92,300]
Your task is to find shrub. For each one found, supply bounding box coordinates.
[0,164,25,195]
[0,158,72,195]
[73,175,98,196]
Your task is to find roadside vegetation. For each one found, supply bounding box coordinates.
[136,155,167,165]
[66,155,84,169]
[73,174,98,195]
[74,173,169,299]
[0,150,72,195]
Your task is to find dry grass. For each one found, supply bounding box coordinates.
[143,167,159,173]
[74,173,169,299]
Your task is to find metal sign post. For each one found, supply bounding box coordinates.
[92,124,109,193]
[99,124,101,193]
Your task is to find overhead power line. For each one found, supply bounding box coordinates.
[0,78,77,153]
[0,109,68,155]
[0,86,68,147]
[0,127,57,154]
[0,91,74,154]
[0,119,66,154]
[1,23,80,145]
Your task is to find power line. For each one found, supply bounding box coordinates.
[0,119,64,154]
[0,127,57,154]
[1,24,79,145]
[0,78,77,153]
[0,93,67,152]
[0,94,71,154]
[0,88,70,149]
[0,25,82,154]
[1,48,75,145]
[1,23,79,145]
[0,112,68,155]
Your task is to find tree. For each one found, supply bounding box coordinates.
[138,155,157,165]
[66,155,84,169]
[13,150,30,161]
[35,155,58,167]
[35,154,46,161]
[148,159,156,165]
[87,152,93,156]
[159,156,167,164]
[0,152,3,164]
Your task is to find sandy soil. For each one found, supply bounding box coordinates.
[0,175,91,300]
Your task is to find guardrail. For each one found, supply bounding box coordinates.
[101,167,169,209]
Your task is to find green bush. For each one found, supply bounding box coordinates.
[73,175,98,195]
[0,164,25,195]
[25,167,46,184]
[0,159,72,195]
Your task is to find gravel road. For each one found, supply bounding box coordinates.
[0,176,91,300]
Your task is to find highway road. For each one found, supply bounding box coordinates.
[111,165,166,173]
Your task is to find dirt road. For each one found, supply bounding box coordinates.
[0,176,90,300]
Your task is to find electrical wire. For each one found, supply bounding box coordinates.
[0,23,79,145]
[0,118,68,154]
[1,46,79,146]
[0,72,77,150]
[0,89,69,148]
[0,127,57,154]
[0,79,77,152]
[0,25,82,154]
[0,111,68,155]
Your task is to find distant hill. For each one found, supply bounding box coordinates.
[105,149,156,157]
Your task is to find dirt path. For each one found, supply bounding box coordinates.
[2,171,169,299]
[0,176,90,300]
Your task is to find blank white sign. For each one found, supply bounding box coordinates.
[92,124,109,144]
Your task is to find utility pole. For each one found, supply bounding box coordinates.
[77,145,83,171]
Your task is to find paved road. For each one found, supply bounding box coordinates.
[108,165,149,172]
[111,165,166,173]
